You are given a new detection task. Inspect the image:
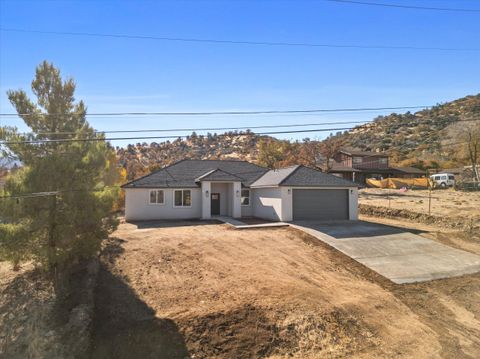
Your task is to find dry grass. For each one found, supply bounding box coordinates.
[359,188,480,218]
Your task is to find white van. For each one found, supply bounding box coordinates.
[430,173,455,188]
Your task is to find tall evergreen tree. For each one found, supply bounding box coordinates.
[0,61,120,288]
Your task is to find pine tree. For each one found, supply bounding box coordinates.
[0,61,120,289]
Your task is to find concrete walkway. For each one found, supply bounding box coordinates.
[214,216,289,229]
[291,221,480,284]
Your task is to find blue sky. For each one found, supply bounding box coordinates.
[0,0,479,147]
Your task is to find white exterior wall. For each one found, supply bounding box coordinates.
[251,187,283,221]
[280,187,293,221]
[201,182,211,219]
[348,187,358,220]
[232,182,242,218]
[125,188,202,221]
[241,203,253,217]
[125,185,358,222]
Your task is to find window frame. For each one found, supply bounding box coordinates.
[241,189,251,206]
[352,156,362,164]
[173,189,192,208]
[148,189,165,205]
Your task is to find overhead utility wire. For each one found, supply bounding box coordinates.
[0,141,472,200]
[0,105,430,118]
[20,120,370,136]
[15,117,480,137]
[1,28,478,52]
[325,0,480,13]
[0,187,119,200]
[0,127,355,145]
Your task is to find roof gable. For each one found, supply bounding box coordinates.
[195,168,243,182]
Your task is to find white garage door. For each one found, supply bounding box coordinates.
[293,189,349,220]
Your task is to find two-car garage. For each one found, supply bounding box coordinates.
[292,189,350,220]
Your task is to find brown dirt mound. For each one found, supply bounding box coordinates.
[179,304,377,358]
[359,204,479,231]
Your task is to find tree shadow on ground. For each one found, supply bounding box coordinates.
[0,267,54,358]
[90,237,190,359]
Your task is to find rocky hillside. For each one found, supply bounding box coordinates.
[331,94,480,165]
[117,94,480,180]
[117,131,266,180]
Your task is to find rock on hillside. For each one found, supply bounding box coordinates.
[331,94,480,164]
[117,131,266,180]
[116,94,480,179]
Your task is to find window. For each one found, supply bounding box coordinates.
[435,176,441,181]
[241,189,250,206]
[174,190,192,207]
[149,190,164,204]
[448,175,455,180]
[441,176,447,180]
[379,158,388,164]
[352,157,362,164]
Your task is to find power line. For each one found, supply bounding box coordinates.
[325,0,480,13]
[1,28,478,52]
[14,117,480,137]
[0,187,119,200]
[20,120,370,136]
[0,127,354,145]
[0,105,430,118]
[0,141,472,200]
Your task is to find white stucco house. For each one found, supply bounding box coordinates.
[122,159,358,222]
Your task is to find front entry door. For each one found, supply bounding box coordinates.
[211,193,220,215]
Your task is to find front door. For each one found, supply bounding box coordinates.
[211,193,220,215]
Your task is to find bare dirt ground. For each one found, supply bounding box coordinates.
[359,188,480,218]
[89,219,480,358]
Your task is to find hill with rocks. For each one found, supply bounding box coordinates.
[328,94,480,168]
[117,130,266,180]
[117,94,480,180]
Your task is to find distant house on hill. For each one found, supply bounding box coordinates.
[327,149,425,184]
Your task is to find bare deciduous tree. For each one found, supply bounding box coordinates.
[463,122,480,181]
[319,137,344,172]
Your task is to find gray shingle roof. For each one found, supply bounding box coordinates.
[281,166,357,187]
[251,165,357,187]
[122,160,268,188]
[250,165,299,187]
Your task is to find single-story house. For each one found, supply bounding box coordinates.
[122,160,358,222]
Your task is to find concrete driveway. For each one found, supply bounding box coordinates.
[291,221,480,284]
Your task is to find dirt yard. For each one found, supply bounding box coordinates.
[359,188,480,218]
[89,219,480,358]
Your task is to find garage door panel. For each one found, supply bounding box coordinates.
[293,189,349,220]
